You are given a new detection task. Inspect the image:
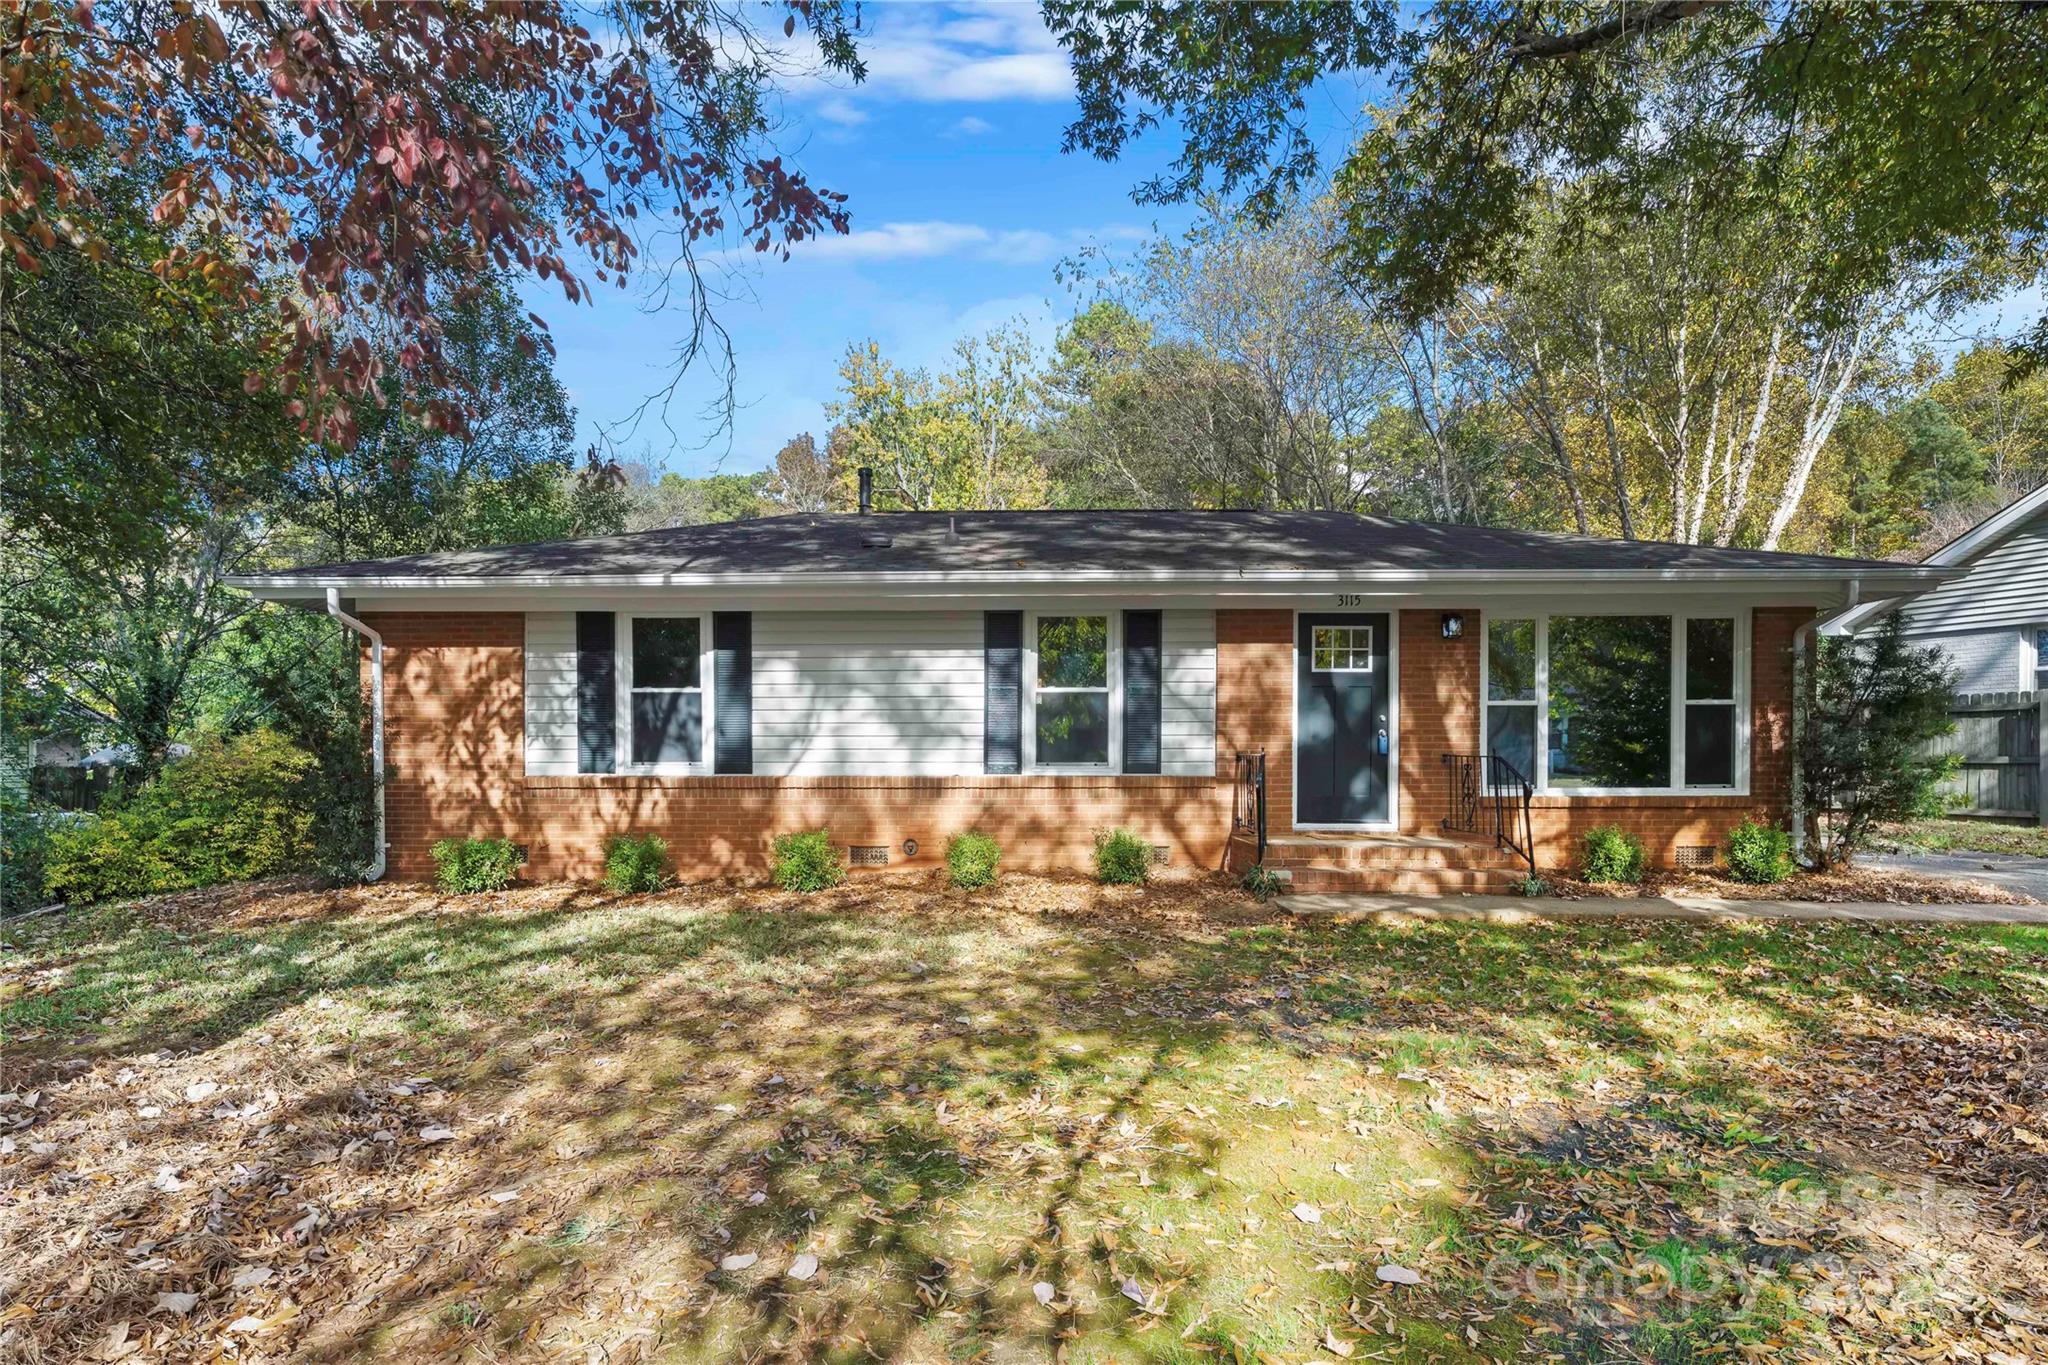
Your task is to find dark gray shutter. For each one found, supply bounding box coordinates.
[576,611,616,774]
[984,610,1022,775]
[1122,609,1163,774]
[713,611,752,774]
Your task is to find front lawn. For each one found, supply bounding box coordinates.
[4,875,2046,1363]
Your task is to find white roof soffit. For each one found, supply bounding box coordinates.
[229,564,1954,604]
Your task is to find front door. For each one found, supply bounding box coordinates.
[1296,613,1390,825]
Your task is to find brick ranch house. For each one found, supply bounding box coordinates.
[230,504,1948,892]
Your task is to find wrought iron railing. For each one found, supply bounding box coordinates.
[1232,750,1268,865]
[1440,752,1536,875]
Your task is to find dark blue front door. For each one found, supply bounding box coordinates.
[1296,613,1390,824]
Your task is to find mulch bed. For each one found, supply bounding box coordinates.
[1549,866,2042,905]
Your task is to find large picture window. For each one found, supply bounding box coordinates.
[624,615,706,769]
[1482,612,1745,794]
[1031,613,1114,768]
[1549,615,1672,789]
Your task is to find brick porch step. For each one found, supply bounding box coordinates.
[1280,865,1525,895]
[1261,833,1522,871]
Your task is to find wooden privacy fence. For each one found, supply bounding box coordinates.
[1923,691,2044,823]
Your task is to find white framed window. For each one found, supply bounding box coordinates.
[1026,611,1118,771]
[1479,610,1748,795]
[618,613,712,774]
[1311,624,1374,672]
[1482,618,1539,780]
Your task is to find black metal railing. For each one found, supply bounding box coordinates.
[1232,749,1268,864]
[1440,752,1536,875]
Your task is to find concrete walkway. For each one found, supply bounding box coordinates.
[1277,891,2048,925]
[1862,849,2048,903]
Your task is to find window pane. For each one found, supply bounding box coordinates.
[632,691,702,764]
[1548,615,1672,788]
[1488,620,1536,701]
[633,618,700,690]
[1036,692,1109,765]
[1487,704,1536,779]
[1685,703,1735,787]
[1038,616,1107,688]
[1686,618,1735,699]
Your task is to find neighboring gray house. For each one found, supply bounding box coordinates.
[1882,484,2048,693]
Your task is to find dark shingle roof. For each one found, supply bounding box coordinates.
[249,510,1921,582]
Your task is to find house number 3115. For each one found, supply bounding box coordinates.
[1336,594,1366,606]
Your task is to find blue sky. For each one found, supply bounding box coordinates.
[526,2,1365,478]
[524,2,2038,482]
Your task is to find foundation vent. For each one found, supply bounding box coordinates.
[1674,845,1716,869]
[1151,844,1171,866]
[848,845,890,867]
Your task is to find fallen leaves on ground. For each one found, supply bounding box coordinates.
[1,872,2044,1363]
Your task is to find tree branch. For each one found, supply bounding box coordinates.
[1505,1,1711,62]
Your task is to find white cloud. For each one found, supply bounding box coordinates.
[815,96,869,127]
[758,220,1146,267]
[949,115,995,137]
[777,2,1073,122]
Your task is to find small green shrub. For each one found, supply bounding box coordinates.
[1510,873,1550,898]
[1239,864,1284,902]
[42,731,317,905]
[1725,820,1792,885]
[431,837,525,894]
[771,829,844,892]
[946,831,1001,889]
[1580,825,1647,885]
[1095,828,1152,885]
[603,834,670,893]
[0,795,53,914]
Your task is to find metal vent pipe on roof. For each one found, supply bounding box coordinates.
[857,466,873,514]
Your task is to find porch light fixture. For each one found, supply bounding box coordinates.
[1440,612,1465,640]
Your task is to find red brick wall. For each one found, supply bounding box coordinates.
[1395,606,1811,868]
[1215,609,1294,829]
[366,604,1812,883]
[366,612,1231,882]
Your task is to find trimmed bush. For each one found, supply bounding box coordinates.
[1239,864,1284,902]
[603,834,670,893]
[0,794,53,914]
[1725,820,1792,885]
[1095,828,1152,885]
[771,829,844,892]
[946,831,1001,889]
[1579,825,1647,885]
[43,731,317,905]
[431,837,525,894]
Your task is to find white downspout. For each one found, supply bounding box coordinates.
[1792,578,1862,868]
[326,588,387,882]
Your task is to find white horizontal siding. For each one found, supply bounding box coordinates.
[752,611,984,776]
[1902,506,2048,634]
[524,612,578,776]
[1160,608,1217,776]
[519,606,1221,780]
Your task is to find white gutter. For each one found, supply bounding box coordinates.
[325,588,386,882]
[231,563,1956,600]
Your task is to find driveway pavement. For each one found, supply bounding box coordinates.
[1862,849,2048,903]
[1277,892,2048,925]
